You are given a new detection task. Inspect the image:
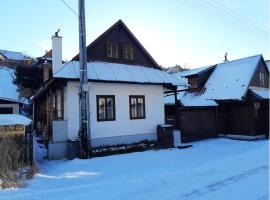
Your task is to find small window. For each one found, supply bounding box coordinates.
[188,78,198,89]
[129,96,145,119]
[107,43,119,59]
[122,44,133,60]
[56,88,63,120]
[259,72,265,86]
[0,107,13,114]
[96,95,115,121]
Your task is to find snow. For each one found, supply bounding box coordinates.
[170,73,189,86]
[0,114,31,125]
[203,55,261,100]
[0,49,26,61]
[164,91,217,107]
[174,65,214,78]
[0,138,268,199]
[0,66,20,101]
[180,91,218,107]
[250,87,269,99]
[54,61,178,85]
[265,60,270,71]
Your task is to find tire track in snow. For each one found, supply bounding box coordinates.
[179,166,268,199]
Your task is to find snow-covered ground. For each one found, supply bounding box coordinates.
[0,138,269,200]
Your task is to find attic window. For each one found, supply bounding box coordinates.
[188,78,198,89]
[259,72,265,86]
[122,44,133,60]
[107,43,119,59]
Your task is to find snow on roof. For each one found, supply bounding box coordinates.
[0,114,31,126]
[250,87,269,99]
[0,66,20,101]
[170,73,189,87]
[265,60,270,71]
[164,90,217,107]
[0,49,26,60]
[203,55,262,100]
[180,91,218,107]
[54,61,178,85]
[164,94,176,105]
[174,65,214,78]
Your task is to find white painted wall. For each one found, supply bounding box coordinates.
[65,81,165,141]
[0,103,19,114]
[52,36,62,74]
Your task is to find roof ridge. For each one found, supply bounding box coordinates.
[217,54,262,66]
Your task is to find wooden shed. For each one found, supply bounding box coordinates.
[165,54,269,142]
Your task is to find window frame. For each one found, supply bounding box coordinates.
[122,44,134,60]
[129,95,146,120]
[96,95,116,122]
[259,72,265,86]
[106,42,119,59]
[55,88,64,120]
[188,77,198,89]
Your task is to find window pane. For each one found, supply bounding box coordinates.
[56,89,62,119]
[106,97,114,120]
[98,98,106,120]
[130,98,137,118]
[123,45,133,60]
[137,98,144,118]
[107,43,118,58]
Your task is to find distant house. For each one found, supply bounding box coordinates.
[32,20,176,159]
[165,55,269,142]
[0,49,32,65]
[0,65,23,114]
[265,60,270,71]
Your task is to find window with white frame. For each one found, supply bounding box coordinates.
[107,42,119,59]
[259,72,265,86]
[122,44,133,60]
[129,95,145,119]
[96,95,115,121]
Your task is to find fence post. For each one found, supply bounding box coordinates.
[25,132,33,166]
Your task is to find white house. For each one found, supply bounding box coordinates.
[32,20,177,159]
[0,65,22,114]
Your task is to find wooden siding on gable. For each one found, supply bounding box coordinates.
[250,59,270,88]
[73,20,159,68]
[187,67,215,89]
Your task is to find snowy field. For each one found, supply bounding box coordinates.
[0,138,269,200]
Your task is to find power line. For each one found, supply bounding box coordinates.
[186,0,268,37]
[207,0,269,32]
[60,0,77,16]
[181,0,268,40]
[194,0,268,37]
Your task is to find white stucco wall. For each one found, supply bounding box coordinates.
[65,81,165,141]
[0,103,19,114]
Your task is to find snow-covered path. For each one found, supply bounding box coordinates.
[0,139,269,200]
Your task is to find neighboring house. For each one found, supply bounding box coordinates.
[0,49,32,65]
[265,60,270,71]
[32,20,176,159]
[0,65,23,114]
[165,55,269,142]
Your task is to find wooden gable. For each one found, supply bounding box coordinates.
[186,66,216,89]
[73,20,160,69]
[249,56,269,88]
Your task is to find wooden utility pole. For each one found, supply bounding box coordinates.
[78,0,91,158]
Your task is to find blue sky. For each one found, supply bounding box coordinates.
[0,0,269,68]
